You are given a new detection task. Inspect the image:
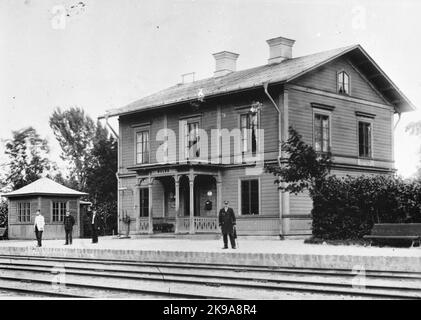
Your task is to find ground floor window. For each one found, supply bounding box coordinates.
[139,188,149,217]
[358,121,372,158]
[52,201,67,222]
[17,202,30,222]
[241,179,259,215]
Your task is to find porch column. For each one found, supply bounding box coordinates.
[216,172,222,212]
[174,175,180,234]
[189,172,195,234]
[148,176,154,234]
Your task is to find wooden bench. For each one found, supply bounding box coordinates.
[0,227,7,240]
[363,223,421,247]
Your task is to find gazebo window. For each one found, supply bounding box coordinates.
[52,201,67,222]
[17,202,30,222]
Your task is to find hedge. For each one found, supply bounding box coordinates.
[311,175,421,240]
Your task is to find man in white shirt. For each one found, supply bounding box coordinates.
[34,209,45,247]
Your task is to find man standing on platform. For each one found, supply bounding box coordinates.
[218,200,236,249]
[91,209,100,244]
[34,209,45,247]
[63,210,75,245]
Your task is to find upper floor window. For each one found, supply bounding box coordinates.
[52,201,67,222]
[17,202,30,222]
[314,113,330,153]
[136,130,150,164]
[358,121,372,158]
[184,121,200,159]
[240,112,258,156]
[337,71,349,95]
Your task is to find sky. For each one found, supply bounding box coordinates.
[0,0,420,177]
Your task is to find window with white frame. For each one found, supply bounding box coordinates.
[240,112,258,157]
[337,71,350,95]
[17,202,31,222]
[314,113,330,153]
[136,130,150,164]
[184,120,200,159]
[52,201,67,222]
[241,179,259,215]
[358,121,372,158]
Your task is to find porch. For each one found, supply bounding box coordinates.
[129,164,222,235]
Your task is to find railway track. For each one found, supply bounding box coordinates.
[0,254,419,299]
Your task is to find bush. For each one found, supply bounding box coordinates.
[0,200,7,227]
[312,175,421,240]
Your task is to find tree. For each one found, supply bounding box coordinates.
[406,121,421,178]
[85,121,118,234]
[50,108,118,235]
[0,199,7,228]
[4,127,53,190]
[265,127,332,195]
[49,107,96,190]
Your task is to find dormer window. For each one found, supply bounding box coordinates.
[337,71,349,95]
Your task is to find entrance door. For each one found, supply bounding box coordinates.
[139,188,149,217]
[183,184,190,216]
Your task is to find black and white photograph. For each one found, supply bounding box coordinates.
[0,0,421,308]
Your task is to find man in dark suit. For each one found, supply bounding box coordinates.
[218,200,236,249]
[90,209,100,244]
[63,209,75,245]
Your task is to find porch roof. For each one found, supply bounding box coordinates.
[127,161,224,176]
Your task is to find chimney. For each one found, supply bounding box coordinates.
[266,36,295,64]
[212,51,240,77]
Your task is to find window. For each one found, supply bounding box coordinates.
[241,179,259,215]
[17,202,30,222]
[337,71,349,95]
[52,201,67,222]
[240,112,258,156]
[136,130,150,164]
[314,113,330,153]
[139,188,149,217]
[184,121,200,159]
[358,121,372,158]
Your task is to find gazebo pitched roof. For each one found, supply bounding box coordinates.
[3,178,88,198]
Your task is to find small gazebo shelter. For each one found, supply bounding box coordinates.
[3,178,87,239]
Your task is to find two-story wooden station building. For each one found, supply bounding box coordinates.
[101,36,414,238]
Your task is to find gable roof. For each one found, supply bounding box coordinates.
[3,178,87,198]
[102,44,415,118]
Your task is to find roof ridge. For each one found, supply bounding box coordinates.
[121,45,358,108]
[102,43,413,116]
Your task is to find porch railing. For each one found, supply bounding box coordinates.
[175,216,219,234]
[176,217,190,233]
[138,217,149,234]
[194,217,219,233]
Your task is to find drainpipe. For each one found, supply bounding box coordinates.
[263,82,281,158]
[104,113,121,236]
[263,82,284,239]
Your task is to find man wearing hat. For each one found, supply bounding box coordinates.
[90,209,101,244]
[218,201,236,249]
[63,209,75,245]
